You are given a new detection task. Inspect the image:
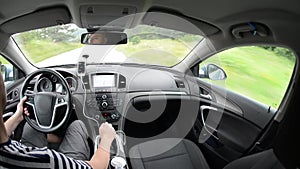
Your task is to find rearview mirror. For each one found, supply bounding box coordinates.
[81,32,127,45]
[199,64,227,80]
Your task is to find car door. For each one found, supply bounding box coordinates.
[1,54,26,140]
[190,46,296,169]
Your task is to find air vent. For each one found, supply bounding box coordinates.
[13,89,19,98]
[6,89,19,102]
[175,80,185,88]
[118,75,126,88]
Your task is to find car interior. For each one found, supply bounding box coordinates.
[1,0,300,169]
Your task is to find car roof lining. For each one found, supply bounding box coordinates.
[144,7,220,36]
[0,5,221,38]
[1,1,300,50]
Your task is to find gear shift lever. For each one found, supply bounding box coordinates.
[111,131,127,169]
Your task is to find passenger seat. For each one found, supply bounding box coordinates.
[129,138,284,169]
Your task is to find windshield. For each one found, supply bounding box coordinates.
[13,23,203,68]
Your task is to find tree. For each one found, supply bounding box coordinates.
[261,46,295,61]
[17,24,78,43]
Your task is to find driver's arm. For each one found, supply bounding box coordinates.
[4,96,29,137]
[86,122,116,169]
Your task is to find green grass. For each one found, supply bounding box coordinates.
[116,39,194,66]
[19,40,83,63]
[0,56,9,64]
[201,46,295,108]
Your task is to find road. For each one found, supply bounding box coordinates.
[36,46,127,67]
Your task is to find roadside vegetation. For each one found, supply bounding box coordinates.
[16,40,82,63]
[13,24,84,63]
[201,46,295,109]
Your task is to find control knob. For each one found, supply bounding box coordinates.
[101,101,108,109]
[111,113,117,120]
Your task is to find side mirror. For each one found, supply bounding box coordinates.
[199,64,227,80]
[1,64,13,82]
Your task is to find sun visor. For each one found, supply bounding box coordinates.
[80,5,137,30]
[142,11,220,36]
[0,7,71,34]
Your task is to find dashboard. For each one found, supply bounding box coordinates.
[10,63,238,130]
[5,64,196,128]
[13,64,218,136]
[75,64,192,123]
[4,63,244,144]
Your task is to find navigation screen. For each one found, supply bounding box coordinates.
[93,75,115,87]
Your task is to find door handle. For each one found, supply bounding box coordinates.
[200,94,212,100]
[3,112,14,119]
[200,105,219,140]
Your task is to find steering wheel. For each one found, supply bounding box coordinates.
[20,69,72,133]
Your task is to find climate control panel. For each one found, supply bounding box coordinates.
[96,93,121,122]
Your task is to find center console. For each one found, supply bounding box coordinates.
[87,72,126,123]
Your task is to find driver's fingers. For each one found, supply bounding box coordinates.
[18,96,27,109]
[100,122,113,129]
[20,96,27,104]
[24,107,30,116]
[104,122,113,127]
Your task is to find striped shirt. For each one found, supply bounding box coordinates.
[0,139,92,169]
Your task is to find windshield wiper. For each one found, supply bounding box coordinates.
[87,62,167,68]
[44,64,77,68]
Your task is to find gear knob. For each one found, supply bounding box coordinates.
[111,156,127,169]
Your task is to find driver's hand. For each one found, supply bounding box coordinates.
[99,122,116,144]
[14,96,29,122]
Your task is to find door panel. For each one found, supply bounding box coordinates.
[216,109,261,152]
[197,100,261,154]
[192,45,296,168]
[225,90,275,128]
[194,81,267,168]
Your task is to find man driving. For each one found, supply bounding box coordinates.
[88,33,108,45]
[0,64,116,168]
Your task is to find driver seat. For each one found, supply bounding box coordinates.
[129,138,284,169]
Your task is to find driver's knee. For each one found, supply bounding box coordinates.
[66,120,88,138]
[21,122,47,148]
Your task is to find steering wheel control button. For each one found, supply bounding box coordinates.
[27,97,34,103]
[57,98,65,104]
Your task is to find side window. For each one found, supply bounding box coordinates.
[200,46,296,109]
[0,55,15,85]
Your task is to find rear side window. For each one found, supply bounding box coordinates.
[200,46,296,109]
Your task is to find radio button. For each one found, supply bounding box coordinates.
[102,95,107,99]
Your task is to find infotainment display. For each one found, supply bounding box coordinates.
[92,75,115,88]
